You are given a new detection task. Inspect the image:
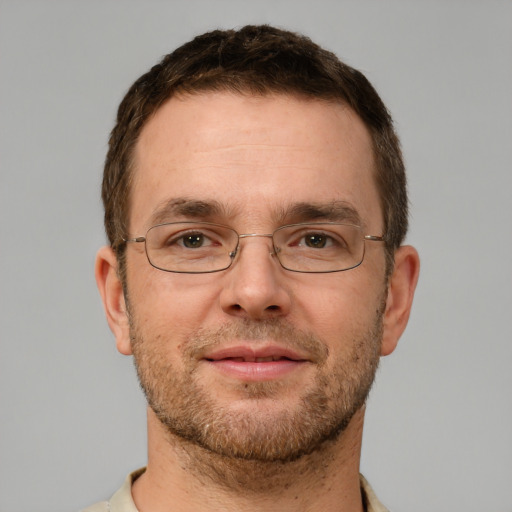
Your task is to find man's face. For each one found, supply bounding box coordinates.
[122,92,389,461]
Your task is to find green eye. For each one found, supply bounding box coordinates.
[305,234,328,248]
[182,234,205,248]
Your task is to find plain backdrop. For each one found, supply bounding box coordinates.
[1,1,511,511]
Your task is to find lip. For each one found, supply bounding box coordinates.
[201,344,311,381]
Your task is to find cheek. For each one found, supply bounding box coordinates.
[290,271,384,342]
[127,265,223,346]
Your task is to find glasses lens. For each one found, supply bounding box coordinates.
[273,223,364,272]
[145,223,238,273]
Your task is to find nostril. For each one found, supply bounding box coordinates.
[266,305,280,311]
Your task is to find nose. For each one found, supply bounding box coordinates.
[219,235,292,320]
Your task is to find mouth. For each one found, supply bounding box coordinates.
[201,345,310,381]
[211,355,296,363]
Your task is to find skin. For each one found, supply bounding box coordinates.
[96,92,420,512]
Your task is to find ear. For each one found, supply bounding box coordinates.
[95,246,132,356]
[380,245,420,356]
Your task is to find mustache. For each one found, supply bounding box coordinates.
[182,318,329,364]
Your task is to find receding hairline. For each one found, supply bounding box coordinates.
[138,87,355,134]
[132,89,362,158]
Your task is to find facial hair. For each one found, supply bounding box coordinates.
[129,311,383,465]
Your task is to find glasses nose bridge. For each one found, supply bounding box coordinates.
[231,232,277,259]
[238,232,274,240]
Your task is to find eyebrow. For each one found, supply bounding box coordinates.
[148,198,233,227]
[147,198,363,229]
[280,201,363,226]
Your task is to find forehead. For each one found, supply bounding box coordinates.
[131,92,381,231]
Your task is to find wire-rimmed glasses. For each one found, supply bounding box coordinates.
[123,221,385,274]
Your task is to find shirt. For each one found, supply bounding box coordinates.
[81,468,389,512]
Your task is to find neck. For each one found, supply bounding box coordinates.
[132,407,366,512]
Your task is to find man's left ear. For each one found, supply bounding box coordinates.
[381,245,420,356]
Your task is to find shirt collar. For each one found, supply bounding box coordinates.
[108,468,389,512]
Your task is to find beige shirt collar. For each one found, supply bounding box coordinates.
[83,468,389,512]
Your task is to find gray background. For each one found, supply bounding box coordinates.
[1,1,511,511]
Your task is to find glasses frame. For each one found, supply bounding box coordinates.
[123,221,386,274]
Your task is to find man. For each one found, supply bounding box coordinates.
[88,25,419,512]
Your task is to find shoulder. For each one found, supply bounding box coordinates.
[79,467,145,512]
[360,474,390,512]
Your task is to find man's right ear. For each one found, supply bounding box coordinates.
[95,246,132,356]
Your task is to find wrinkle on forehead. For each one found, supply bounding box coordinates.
[138,92,366,154]
[194,143,301,153]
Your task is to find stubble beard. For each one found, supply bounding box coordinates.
[129,304,384,478]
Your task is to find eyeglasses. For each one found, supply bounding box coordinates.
[123,221,385,274]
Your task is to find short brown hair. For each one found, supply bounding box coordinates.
[102,25,408,273]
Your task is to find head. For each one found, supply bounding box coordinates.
[96,25,419,472]
[102,25,407,283]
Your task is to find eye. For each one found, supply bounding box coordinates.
[157,228,219,250]
[304,233,331,249]
[181,233,207,248]
[282,226,349,252]
[147,223,234,257]
[173,230,223,249]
